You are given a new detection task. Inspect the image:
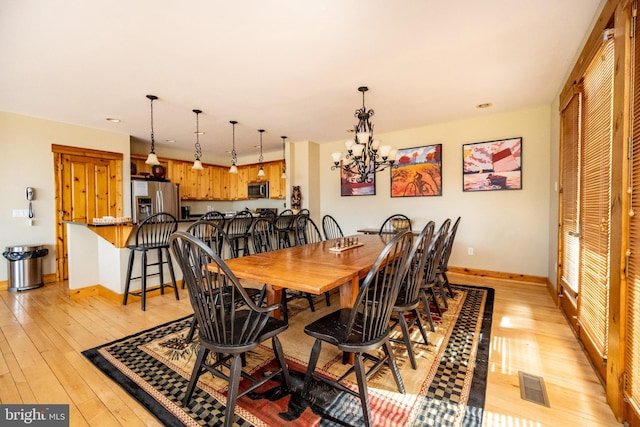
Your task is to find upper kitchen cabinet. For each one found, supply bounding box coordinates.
[130,154,286,200]
[227,168,239,200]
[130,154,168,179]
[210,165,224,200]
[167,160,212,200]
[194,166,212,200]
[266,161,286,199]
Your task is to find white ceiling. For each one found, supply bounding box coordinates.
[0,1,603,160]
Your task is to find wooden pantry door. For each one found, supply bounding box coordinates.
[52,145,123,281]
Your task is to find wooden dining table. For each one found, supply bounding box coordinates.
[222,233,393,319]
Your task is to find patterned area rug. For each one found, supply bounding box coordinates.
[82,285,493,426]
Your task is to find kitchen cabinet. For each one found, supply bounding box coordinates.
[131,154,286,201]
[266,161,286,199]
[167,160,212,200]
[195,167,212,199]
[210,165,223,200]
[236,166,250,199]
[227,169,238,200]
[130,154,168,179]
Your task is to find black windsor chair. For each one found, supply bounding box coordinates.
[438,216,461,299]
[390,221,435,369]
[198,210,226,230]
[302,230,414,427]
[379,213,412,235]
[321,214,344,240]
[274,209,296,249]
[169,231,291,427]
[285,215,331,321]
[225,209,254,256]
[185,219,265,342]
[419,218,450,331]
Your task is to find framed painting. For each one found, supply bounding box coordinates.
[390,144,442,197]
[340,160,375,196]
[463,137,522,192]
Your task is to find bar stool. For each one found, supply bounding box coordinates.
[274,209,295,249]
[225,209,254,256]
[123,212,179,311]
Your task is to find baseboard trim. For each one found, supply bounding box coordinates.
[0,273,57,291]
[69,282,184,302]
[448,266,549,285]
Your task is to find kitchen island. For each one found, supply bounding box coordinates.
[65,220,196,297]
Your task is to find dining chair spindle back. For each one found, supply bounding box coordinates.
[302,230,414,427]
[169,231,291,427]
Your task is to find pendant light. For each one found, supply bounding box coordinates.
[280,136,287,179]
[192,109,204,170]
[145,95,160,165]
[257,129,266,178]
[229,120,238,174]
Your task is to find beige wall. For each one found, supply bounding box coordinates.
[0,111,131,282]
[318,106,552,278]
[1,107,554,284]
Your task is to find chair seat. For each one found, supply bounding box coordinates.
[394,289,416,308]
[304,309,387,351]
[127,242,169,251]
[200,310,289,351]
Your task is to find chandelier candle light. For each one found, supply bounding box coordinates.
[145,94,161,165]
[229,120,238,174]
[257,129,265,178]
[192,109,204,170]
[331,86,397,182]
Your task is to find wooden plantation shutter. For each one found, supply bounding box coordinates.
[560,92,581,296]
[625,5,640,415]
[579,35,614,361]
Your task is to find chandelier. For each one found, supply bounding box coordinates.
[331,86,396,182]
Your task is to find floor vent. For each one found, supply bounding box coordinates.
[518,371,550,407]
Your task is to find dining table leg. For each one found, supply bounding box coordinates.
[265,285,284,319]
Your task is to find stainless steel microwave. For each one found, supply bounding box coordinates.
[248,181,269,199]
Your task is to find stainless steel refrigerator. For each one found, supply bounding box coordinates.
[131,180,180,223]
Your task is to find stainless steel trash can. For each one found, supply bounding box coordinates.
[3,245,48,292]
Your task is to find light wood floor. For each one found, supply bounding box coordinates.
[0,275,620,426]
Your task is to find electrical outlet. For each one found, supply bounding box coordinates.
[467,247,474,255]
[13,209,29,218]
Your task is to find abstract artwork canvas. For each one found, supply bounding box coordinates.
[463,137,522,192]
[390,144,442,197]
[340,160,376,196]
